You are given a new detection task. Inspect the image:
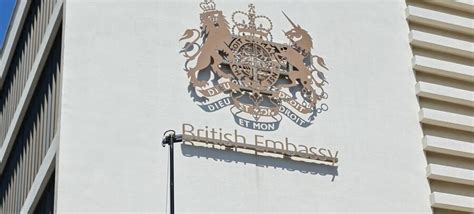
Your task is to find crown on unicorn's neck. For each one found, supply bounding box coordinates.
[231,4,273,40]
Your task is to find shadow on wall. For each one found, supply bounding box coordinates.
[180,143,338,181]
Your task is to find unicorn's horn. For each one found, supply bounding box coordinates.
[282,11,297,28]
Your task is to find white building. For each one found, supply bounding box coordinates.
[0,0,472,213]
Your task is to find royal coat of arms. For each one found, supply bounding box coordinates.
[179,0,330,131]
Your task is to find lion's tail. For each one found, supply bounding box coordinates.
[180,29,201,60]
[179,29,200,42]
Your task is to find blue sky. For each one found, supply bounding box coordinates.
[0,0,17,51]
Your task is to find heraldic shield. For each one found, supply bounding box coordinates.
[179,0,330,132]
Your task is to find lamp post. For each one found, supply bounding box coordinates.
[162,130,183,214]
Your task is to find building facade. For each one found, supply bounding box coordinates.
[0,0,472,213]
[406,1,474,213]
[0,0,62,213]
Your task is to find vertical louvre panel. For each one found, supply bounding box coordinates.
[0,26,62,213]
[0,0,57,147]
[33,171,54,214]
[18,133,25,212]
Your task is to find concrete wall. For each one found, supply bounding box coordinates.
[57,0,432,212]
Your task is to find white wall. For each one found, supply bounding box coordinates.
[57,0,432,212]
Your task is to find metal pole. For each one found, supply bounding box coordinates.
[162,131,181,214]
[169,137,175,214]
